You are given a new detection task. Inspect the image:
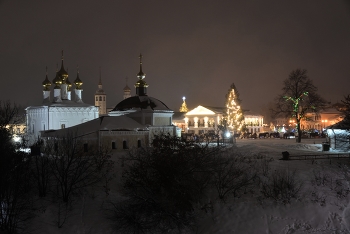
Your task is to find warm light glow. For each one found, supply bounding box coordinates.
[13,135,21,142]
[186,106,216,115]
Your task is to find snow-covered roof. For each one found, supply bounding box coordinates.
[327,119,350,130]
[41,115,147,138]
[111,96,172,112]
[186,105,223,116]
[26,99,96,109]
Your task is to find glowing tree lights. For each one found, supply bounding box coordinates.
[179,96,188,112]
[225,83,244,134]
[273,69,326,143]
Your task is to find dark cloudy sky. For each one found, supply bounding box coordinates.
[1,0,350,113]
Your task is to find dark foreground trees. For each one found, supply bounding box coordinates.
[340,94,350,122]
[273,69,326,143]
[31,133,114,228]
[110,134,257,233]
[0,101,33,233]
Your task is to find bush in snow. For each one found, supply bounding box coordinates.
[260,169,303,204]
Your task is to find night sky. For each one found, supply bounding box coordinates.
[1,0,350,113]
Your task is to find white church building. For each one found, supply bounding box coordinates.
[26,53,99,144]
[40,54,179,150]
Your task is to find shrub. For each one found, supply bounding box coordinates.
[261,169,302,204]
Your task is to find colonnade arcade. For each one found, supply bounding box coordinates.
[184,106,223,134]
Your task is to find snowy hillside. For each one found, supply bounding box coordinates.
[26,138,350,234]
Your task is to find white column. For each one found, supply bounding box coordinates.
[204,117,208,128]
[61,84,68,100]
[53,88,62,102]
[194,117,198,128]
[43,90,50,102]
[75,89,83,103]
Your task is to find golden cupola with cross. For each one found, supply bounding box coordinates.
[134,54,149,96]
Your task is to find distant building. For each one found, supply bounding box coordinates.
[123,77,131,100]
[272,105,344,134]
[173,104,264,135]
[244,113,264,134]
[182,105,223,135]
[301,107,343,132]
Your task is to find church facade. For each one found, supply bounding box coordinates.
[26,53,99,144]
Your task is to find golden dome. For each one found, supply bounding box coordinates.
[52,70,62,89]
[74,70,83,89]
[58,51,68,82]
[136,54,146,79]
[42,68,51,91]
[134,79,148,87]
[66,77,72,91]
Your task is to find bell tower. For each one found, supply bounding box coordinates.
[95,68,107,115]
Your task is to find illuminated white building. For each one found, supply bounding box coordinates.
[26,53,99,144]
[173,105,224,135]
[244,114,264,133]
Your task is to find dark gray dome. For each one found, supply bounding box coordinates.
[112,96,171,111]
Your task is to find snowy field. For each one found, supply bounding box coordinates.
[200,138,350,234]
[28,138,350,234]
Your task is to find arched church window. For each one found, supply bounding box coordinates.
[95,97,98,101]
[103,96,105,101]
[99,96,102,101]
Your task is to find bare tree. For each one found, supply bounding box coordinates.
[0,101,34,233]
[273,69,326,143]
[111,134,219,233]
[341,94,350,122]
[36,132,113,228]
[0,100,22,129]
[213,152,257,202]
[43,132,113,203]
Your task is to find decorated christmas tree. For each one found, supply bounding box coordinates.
[225,83,244,133]
[179,97,188,112]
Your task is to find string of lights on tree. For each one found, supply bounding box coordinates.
[225,83,244,133]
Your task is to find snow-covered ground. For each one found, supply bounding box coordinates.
[199,138,350,234]
[27,138,350,234]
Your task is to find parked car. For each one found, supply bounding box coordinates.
[283,132,295,139]
[269,132,280,138]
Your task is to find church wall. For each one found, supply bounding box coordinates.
[100,130,149,150]
[26,105,98,145]
[148,126,179,142]
[153,113,172,126]
[49,107,98,130]
[26,106,49,143]
[154,117,171,126]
